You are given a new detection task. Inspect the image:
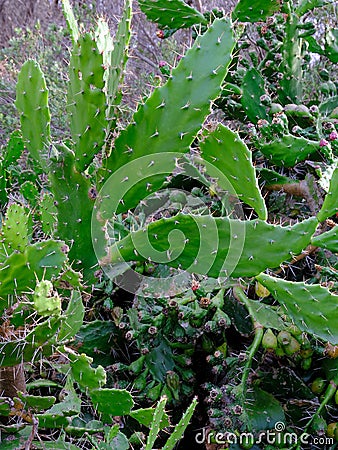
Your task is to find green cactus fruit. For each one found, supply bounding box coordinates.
[67,33,107,172]
[232,0,280,22]
[241,68,269,123]
[69,353,106,391]
[283,336,301,355]
[256,273,338,345]
[15,60,51,170]
[199,124,267,220]
[258,135,319,167]
[102,18,235,214]
[327,422,338,438]
[138,0,207,29]
[58,290,84,342]
[1,204,29,253]
[33,280,61,317]
[277,330,292,346]
[0,240,67,298]
[89,388,134,420]
[166,371,180,400]
[311,377,326,395]
[255,281,270,298]
[311,226,338,252]
[262,329,278,350]
[317,164,338,221]
[104,214,317,278]
[61,0,79,43]
[163,396,197,450]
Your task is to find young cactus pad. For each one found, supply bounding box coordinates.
[103,18,235,212]
[67,33,106,172]
[15,60,51,170]
[256,273,338,344]
[317,163,338,221]
[311,226,338,252]
[199,124,267,219]
[102,214,317,278]
[138,0,207,29]
[232,0,281,22]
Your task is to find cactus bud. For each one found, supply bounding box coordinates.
[329,131,338,141]
[311,377,326,395]
[148,326,158,335]
[283,337,301,355]
[262,328,278,350]
[277,330,292,346]
[255,282,270,298]
[320,138,329,147]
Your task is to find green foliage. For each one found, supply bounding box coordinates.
[232,0,281,22]
[312,225,338,252]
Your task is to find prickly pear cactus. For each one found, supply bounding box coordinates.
[103,18,235,212]
[199,124,267,219]
[256,273,338,344]
[15,60,51,170]
[67,33,106,172]
[138,0,207,29]
[33,280,62,317]
[103,214,317,278]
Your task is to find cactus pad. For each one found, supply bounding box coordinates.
[103,214,317,278]
[258,135,319,167]
[67,33,106,172]
[232,0,281,22]
[199,124,267,219]
[103,18,235,212]
[312,226,338,252]
[317,164,338,221]
[241,68,268,123]
[256,273,338,345]
[15,60,51,170]
[138,0,207,29]
[1,204,29,254]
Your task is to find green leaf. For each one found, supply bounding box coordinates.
[232,0,280,22]
[138,0,207,29]
[256,273,338,344]
[199,124,267,219]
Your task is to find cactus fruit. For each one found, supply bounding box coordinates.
[262,329,278,350]
[103,214,317,278]
[103,18,235,212]
[241,68,269,123]
[138,0,207,29]
[311,226,338,252]
[15,60,51,170]
[256,273,338,345]
[67,33,106,172]
[199,124,267,220]
[232,0,281,22]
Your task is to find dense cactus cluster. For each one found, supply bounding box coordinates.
[0,0,337,448]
